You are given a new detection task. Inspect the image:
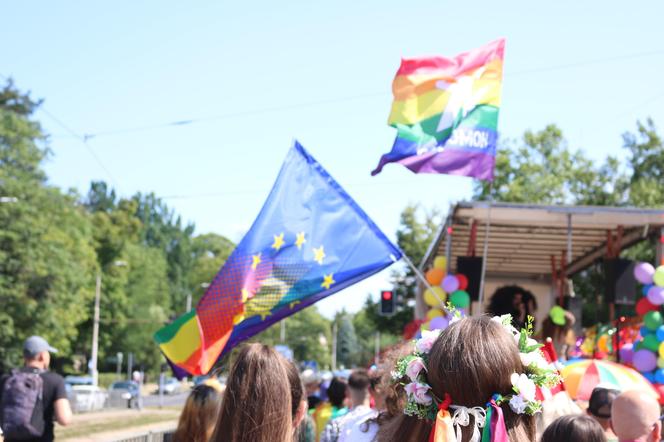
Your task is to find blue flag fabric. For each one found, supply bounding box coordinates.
[170,140,403,371]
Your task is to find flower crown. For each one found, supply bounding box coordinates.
[392,311,561,421]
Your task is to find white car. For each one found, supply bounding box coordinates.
[159,377,182,395]
[68,385,108,413]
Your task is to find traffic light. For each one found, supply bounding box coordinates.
[380,290,395,315]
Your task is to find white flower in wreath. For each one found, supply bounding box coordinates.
[416,330,441,354]
[520,350,550,370]
[511,373,536,402]
[508,394,528,414]
[492,314,517,335]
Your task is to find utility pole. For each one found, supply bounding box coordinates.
[186,294,192,312]
[374,331,381,365]
[91,271,101,387]
[280,319,286,343]
[331,321,337,372]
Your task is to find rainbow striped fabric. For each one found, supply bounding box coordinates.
[372,38,505,181]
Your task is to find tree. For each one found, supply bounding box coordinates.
[255,306,332,368]
[0,80,97,370]
[188,233,235,307]
[335,311,359,368]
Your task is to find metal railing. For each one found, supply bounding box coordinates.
[111,428,175,442]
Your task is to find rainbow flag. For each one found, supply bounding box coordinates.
[372,38,505,181]
[155,141,401,375]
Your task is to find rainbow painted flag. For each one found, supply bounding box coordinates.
[372,38,505,181]
[154,141,401,375]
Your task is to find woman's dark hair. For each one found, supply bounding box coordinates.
[326,377,347,408]
[541,415,607,442]
[487,285,538,328]
[211,343,294,442]
[173,384,221,442]
[377,316,536,442]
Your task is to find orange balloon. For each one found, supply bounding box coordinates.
[426,268,445,285]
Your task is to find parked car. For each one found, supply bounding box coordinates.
[159,377,182,395]
[108,381,140,408]
[68,385,108,413]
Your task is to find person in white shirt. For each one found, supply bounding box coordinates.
[321,369,374,442]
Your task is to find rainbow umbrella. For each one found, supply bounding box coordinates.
[561,359,658,401]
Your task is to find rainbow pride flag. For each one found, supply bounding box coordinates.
[155,141,401,375]
[372,38,505,181]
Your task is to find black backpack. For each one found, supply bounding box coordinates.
[0,369,45,439]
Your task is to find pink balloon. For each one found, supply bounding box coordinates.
[442,275,460,293]
[635,262,656,285]
[648,286,664,306]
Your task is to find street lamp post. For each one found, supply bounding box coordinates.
[91,260,127,387]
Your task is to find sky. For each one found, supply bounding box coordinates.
[2,1,664,318]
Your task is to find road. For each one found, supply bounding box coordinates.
[142,390,189,408]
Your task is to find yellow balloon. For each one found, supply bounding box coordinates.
[424,286,447,307]
[659,342,664,359]
[433,256,447,270]
[658,357,664,369]
[597,335,609,353]
[426,308,444,320]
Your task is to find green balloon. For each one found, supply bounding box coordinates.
[635,340,644,351]
[654,266,664,287]
[644,334,661,352]
[450,290,470,309]
[644,311,663,331]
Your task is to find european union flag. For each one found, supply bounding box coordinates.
[155,141,401,375]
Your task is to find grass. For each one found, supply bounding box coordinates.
[55,410,179,440]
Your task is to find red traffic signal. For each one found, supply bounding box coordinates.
[380,290,395,315]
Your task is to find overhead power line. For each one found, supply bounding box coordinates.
[43,48,664,141]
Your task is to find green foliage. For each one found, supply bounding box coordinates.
[256,306,332,368]
[335,312,359,368]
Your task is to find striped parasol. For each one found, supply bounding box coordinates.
[561,359,658,401]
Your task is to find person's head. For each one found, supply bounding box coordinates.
[487,286,537,322]
[348,368,371,407]
[611,390,661,442]
[301,369,319,396]
[378,316,536,442]
[23,336,58,369]
[283,358,307,430]
[326,377,348,409]
[211,343,295,442]
[541,415,607,442]
[174,385,222,442]
[369,368,386,410]
[587,386,620,430]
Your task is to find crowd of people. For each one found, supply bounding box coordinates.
[1,286,661,441]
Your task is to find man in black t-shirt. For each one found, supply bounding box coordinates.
[0,336,72,441]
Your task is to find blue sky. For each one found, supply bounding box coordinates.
[3,1,664,318]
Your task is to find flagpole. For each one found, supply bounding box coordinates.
[476,182,495,317]
[400,252,451,315]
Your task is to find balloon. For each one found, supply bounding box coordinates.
[645,311,664,331]
[644,335,660,352]
[442,275,460,293]
[657,326,664,342]
[636,297,659,316]
[433,256,447,270]
[425,268,445,286]
[633,349,658,372]
[450,290,470,309]
[634,339,644,351]
[641,326,653,338]
[619,343,634,364]
[456,274,469,291]
[643,371,656,383]
[660,342,664,359]
[643,284,654,297]
[426,308,444,320]
[549,306,567,326]
[648,286,664,306]
[654,265,664,287]
[655,369,664,384]
[658,357,664,369]
[420,321,431,332]
[635,262,656,285]
[429,316,450,331]
[655,384,664,405]
[424,287,446,307]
